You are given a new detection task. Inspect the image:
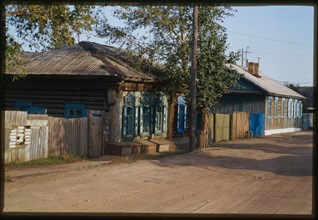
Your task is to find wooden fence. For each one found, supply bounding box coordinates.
[4,111,103,163]
[208,112,251,144]
[214,113,231,142]
[4,111,49,163]
[48,117,88,156]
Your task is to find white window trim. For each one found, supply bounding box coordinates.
[274,97,278,118]
[267,96,273,119]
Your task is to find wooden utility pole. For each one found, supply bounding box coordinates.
[189,3,198,152]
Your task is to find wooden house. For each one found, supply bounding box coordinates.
[4,41,174,154]
[212,62,306,136]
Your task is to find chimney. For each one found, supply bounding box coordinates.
[247,62,260,78]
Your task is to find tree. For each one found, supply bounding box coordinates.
[96,5,240,148]
[5,4,98,74]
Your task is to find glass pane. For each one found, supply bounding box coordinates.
[143,107,149,133]
[156,105,163,132]
[126,107,134,136]
[178,105,185,129]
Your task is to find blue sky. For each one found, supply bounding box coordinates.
[222,6,314,87]
[84,5,314,87]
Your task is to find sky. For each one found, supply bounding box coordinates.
[83,5,315,87]
[222,6,314,87]
[13,5,314,87]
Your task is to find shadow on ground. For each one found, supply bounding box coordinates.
[152,132,313,177]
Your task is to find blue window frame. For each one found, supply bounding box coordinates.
[177,95,187,135]
[64,103,88,118]
[14,102,33,111]
[14,101,46,114]
[123,93,136,140]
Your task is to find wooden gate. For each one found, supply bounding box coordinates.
[215,114,230,142]
[232,112,250,139]
[88,117,103,157]
[48,116,103,157]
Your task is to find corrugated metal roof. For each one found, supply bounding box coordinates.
[225,63,305,99]
[9,41,157,82]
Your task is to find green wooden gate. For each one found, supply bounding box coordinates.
[214,113,230,142]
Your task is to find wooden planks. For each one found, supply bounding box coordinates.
[215,114,230,142]
[48,117,89,157]
[4,111,27,128]
[232,112,250,139]
[4,110,104,163]
[4,111,49,163]
[88,117,102,157]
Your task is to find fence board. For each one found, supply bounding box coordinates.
[5,110,103,163]
[5,111,27,128]
[88,117,102,157]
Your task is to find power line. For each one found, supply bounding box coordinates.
[228,31,313,47]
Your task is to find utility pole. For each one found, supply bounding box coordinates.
[241,48,244,66]
[244,46,250,67]
[189,3,198,152]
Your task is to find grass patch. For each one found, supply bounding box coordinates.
[5,154,85,169]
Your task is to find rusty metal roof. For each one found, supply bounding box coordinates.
[225,64,305,99]
[9,41,158,82]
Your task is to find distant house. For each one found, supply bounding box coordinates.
[4,41,172,145]
[212,62,305,136]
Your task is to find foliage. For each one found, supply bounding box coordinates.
[5,4,98,77]
[6,5,97,51]
[5,34,26,79]
[96,5,240,110]
[283,82,313,112]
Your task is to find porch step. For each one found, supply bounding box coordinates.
[149,139,176,153]
[104,139,176,156]
[135,140,157,154]
[105,142,141,156]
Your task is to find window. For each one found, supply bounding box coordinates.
[142,106,150,133]
[124,107,134,136]
[299,101,303,118]
[177,95,187,135]
[14,102,46,114]
[281,98,285,118]
[140,93,155,135]
[14,102,33,111]
[267,96,272,118]
[274,97,278,118]
[288,98,293,118]
[123,93,136,139]
[67,108,82,117]
[140,92,166,137]
[123,92,167,139]
[156,105,163,132]
[294,100,298,118]
[155,96,166,134]
[64,103,87,118]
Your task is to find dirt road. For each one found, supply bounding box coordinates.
[3,131,313,215]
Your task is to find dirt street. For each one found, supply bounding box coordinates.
[3,131,313,215]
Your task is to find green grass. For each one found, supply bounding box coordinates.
[5,154,85,169]
[5,147,189,169]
